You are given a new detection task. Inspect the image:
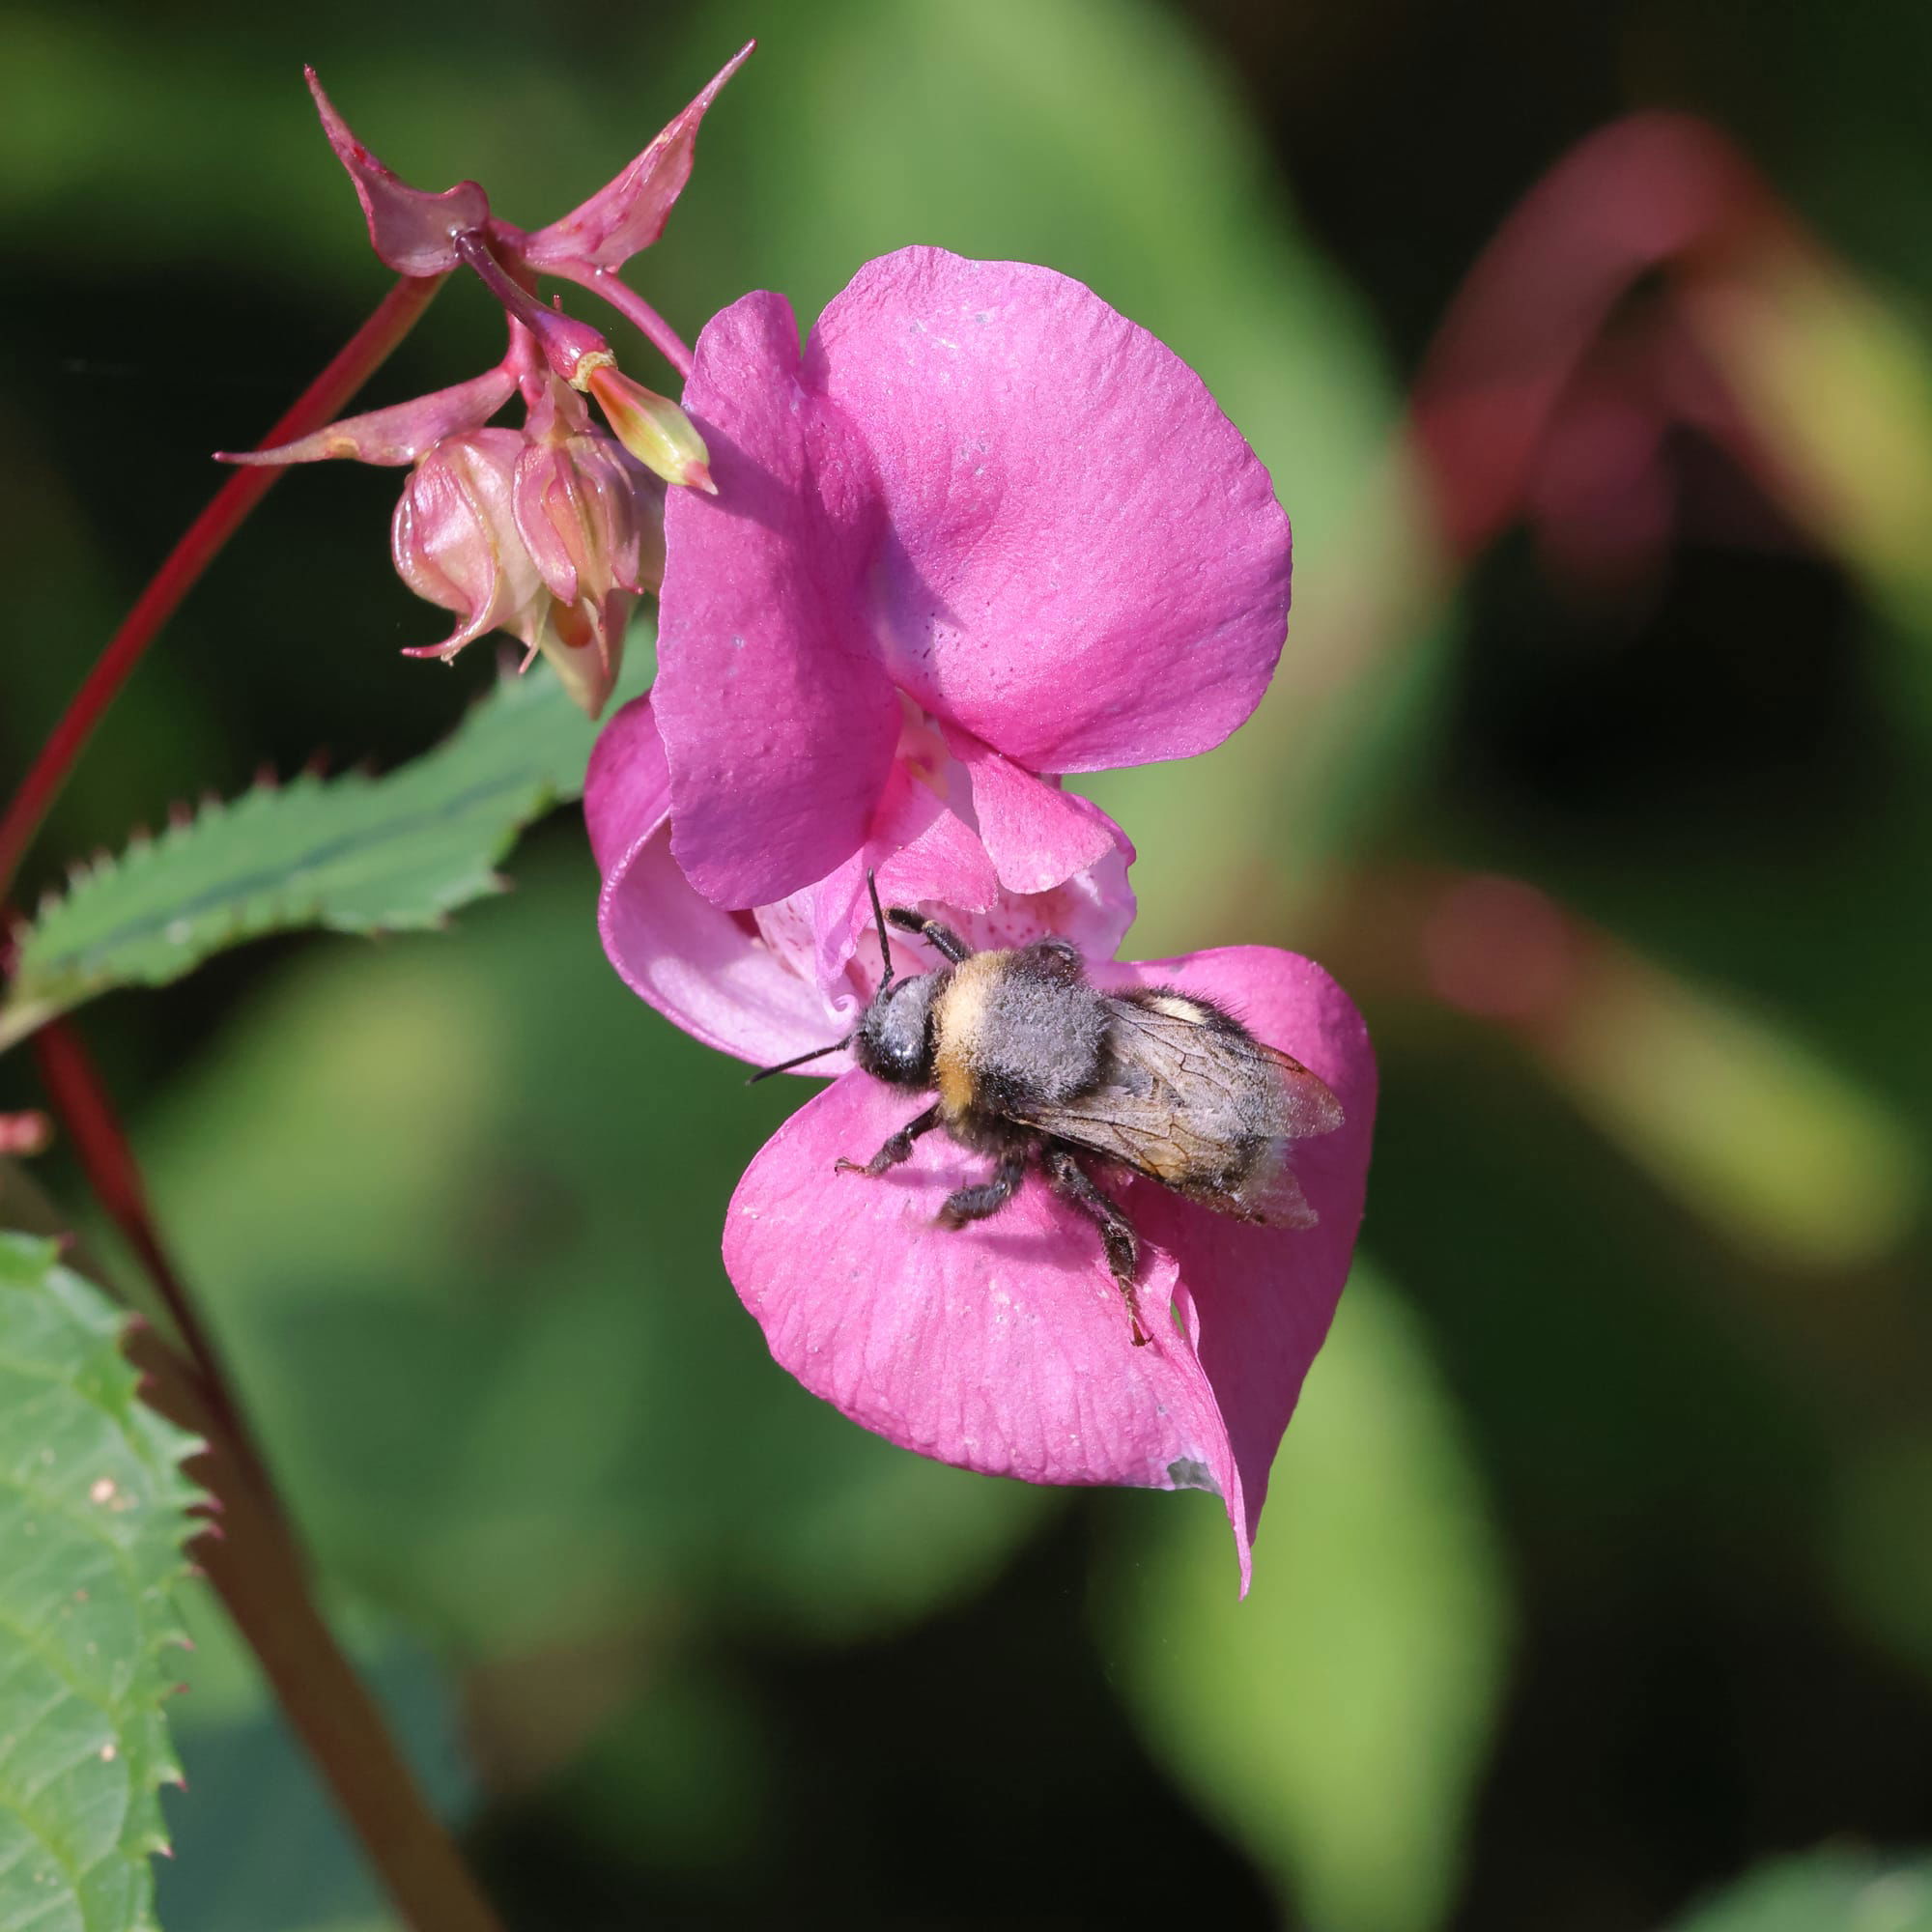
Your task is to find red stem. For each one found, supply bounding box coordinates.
[129,1326,505,1932]
[29,1022,503,1932]
[30,1016,282,1513]
[0,271,446,906]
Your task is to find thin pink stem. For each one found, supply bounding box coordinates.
[0,271,446,907]
[555,262,696,380]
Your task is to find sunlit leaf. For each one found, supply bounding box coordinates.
[1098,1268,1511,1932]
[2,655,641,1044]
[0,1232,204,1932]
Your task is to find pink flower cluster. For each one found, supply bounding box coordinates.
[587,247,1376,1590]
[230,49,750,714]
[250,52,1374,1587]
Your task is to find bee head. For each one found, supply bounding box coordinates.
[850,970,945,1089]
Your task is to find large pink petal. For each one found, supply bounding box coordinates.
[724,946,1374,1590]
[655,292,902,909]
[810,248,1293,772]
[587,697,847,1065]
[521,43,754,272]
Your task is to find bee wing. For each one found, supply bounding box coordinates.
[1017,993,1342,1229]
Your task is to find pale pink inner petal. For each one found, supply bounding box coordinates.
[808,247,1293,774]
[726,1072,1235,1498]
[941,724,1123,896]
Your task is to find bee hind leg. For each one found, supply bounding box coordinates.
[836,1102,941,1177]
[1040,1148,1149,1346]
[936,1149,1029,1229]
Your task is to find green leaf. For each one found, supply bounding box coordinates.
[1669,1848,1932,1932]
[2,657,637,1040]
[0,1231,204,1932]
[1096,1268,1512,1932]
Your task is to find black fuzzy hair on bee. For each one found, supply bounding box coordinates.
[752,873,1344,1347]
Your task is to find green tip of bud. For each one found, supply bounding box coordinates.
[584,363,715,492]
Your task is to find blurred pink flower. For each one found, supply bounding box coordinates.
[586,697,1374,1590]
[653,246,1293,910]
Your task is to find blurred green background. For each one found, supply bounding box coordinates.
[4,0,1932,1926]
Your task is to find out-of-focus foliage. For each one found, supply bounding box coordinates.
[1669,1849,1932,1932]
[0,1235,202,1932]
[1102,1270,1511,1932]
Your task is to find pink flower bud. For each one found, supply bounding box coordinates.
[584,365,715,493]
[391,430,545,659]
[390,424,660,717]
[514,429,665,712]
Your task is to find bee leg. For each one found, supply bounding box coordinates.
[1041,1148,1149,1346]
[885,906,974,964]
[835,1103,941,1177]
[935,1150,1029,1230]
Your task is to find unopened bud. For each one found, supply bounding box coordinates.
[584,364,716,493]
[391,430,547,661]
[513,428,664,715]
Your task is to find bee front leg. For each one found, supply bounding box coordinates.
[936,1150,1029,1229]
[836,1102,941,1178]
[1041,1148,1149,1346]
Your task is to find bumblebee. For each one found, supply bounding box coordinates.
[754,876,1344,1345]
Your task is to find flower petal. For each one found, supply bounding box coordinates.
[587,696,849,1064]
[724,945,1373,1591]
[521,43,754,273]
[941,724,1122,895]
[656,291,902,908]
[221,364,517,468]
[1098,947,1378,1585]
[810,247,1293,772]
[305,70,490,276]
[725,1069,1233,1497]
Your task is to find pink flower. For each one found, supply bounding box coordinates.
[586,699,1375,1591]
[652,246,1293,910]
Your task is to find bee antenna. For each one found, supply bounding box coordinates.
[867,867,895,992]
[746,1035,855,1086]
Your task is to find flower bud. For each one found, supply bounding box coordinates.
[391,423,662,717]
[584,364,716,493]
[514,429,665,715]
[391,430,547,660]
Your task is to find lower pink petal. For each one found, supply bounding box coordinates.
[724,945,1374,1592]
[726,1071,1234,1497]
